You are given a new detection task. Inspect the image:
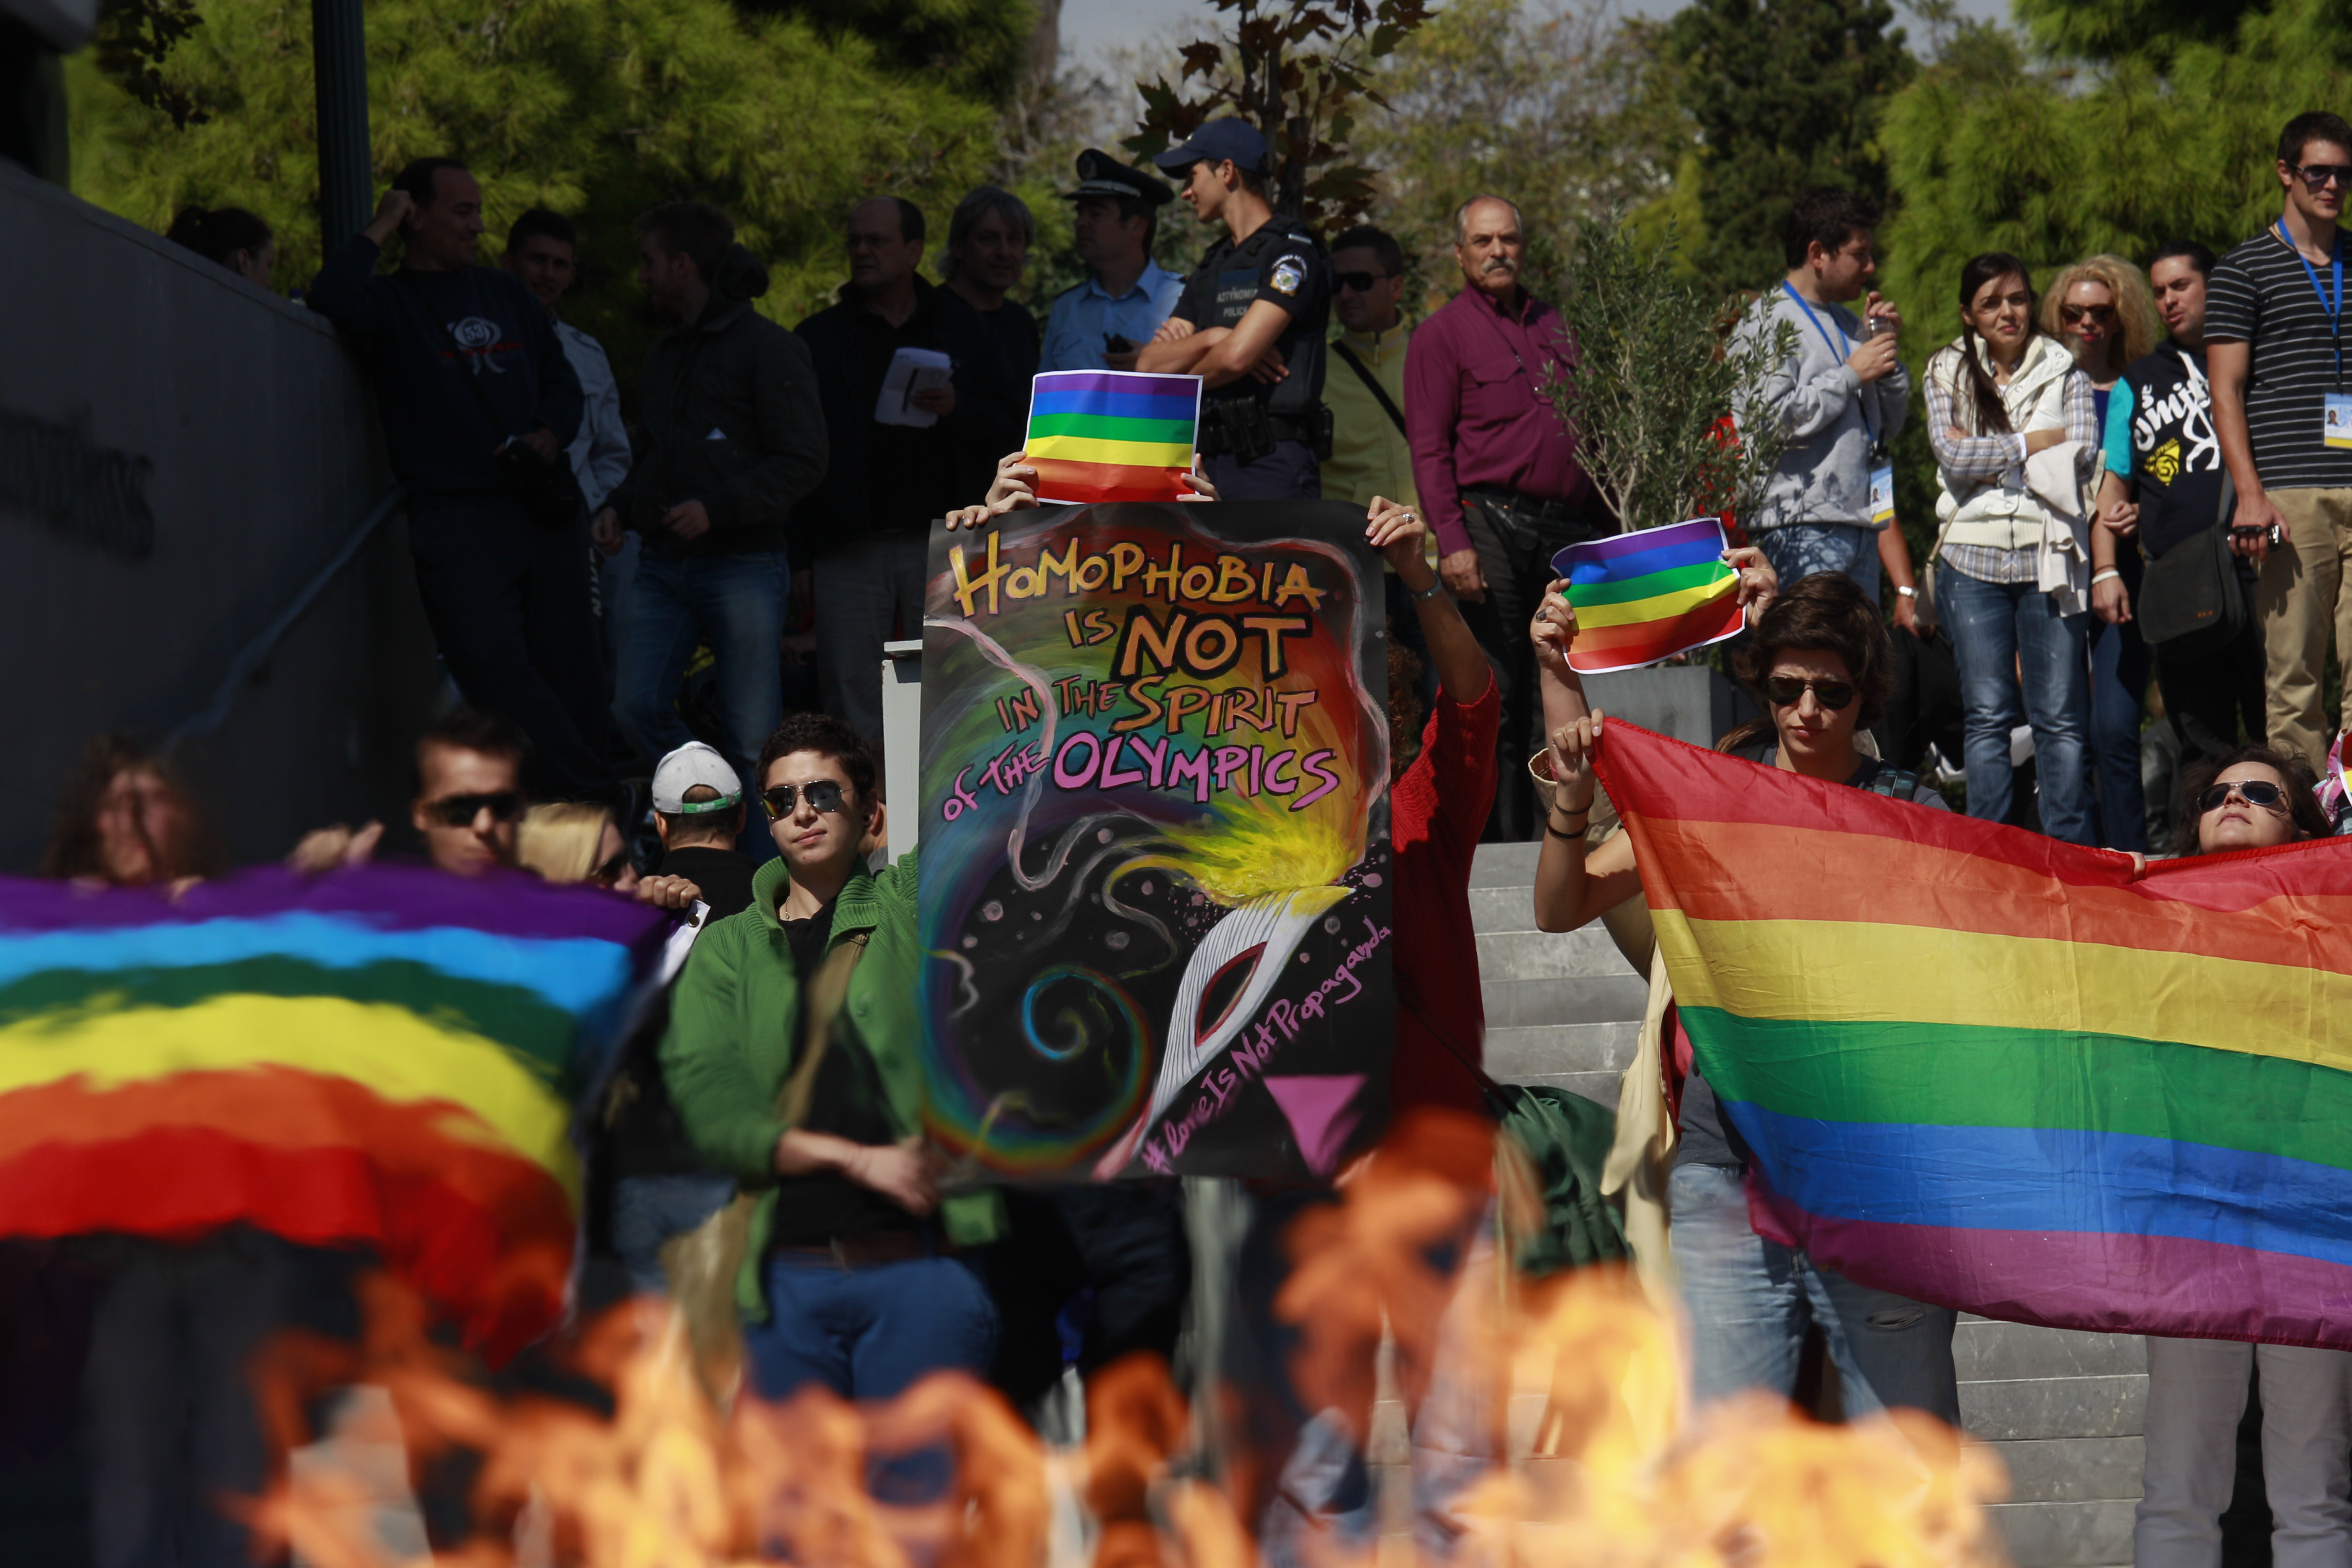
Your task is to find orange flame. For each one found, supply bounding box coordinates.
[247,1119,2007,1568]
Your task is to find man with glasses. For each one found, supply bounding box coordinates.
[1139,118,1333,501]
[1040,150,1183,374]
[1732,187,1916,618]
[1405,193,1598,840]
[286,708,530,876]
[2208,111,2352,769]
[796,197,978,745]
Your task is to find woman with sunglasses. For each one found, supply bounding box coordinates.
[1926,252,2103,845]
[2044,257,2164,852]
[1529,570,1961,1424]
[2135,744,2350,1568]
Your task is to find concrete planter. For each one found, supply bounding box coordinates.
[1577,663,1754,750]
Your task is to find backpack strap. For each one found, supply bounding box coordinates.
[776,929,872,1128]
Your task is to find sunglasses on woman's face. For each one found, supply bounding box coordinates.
[761,779,850,820]
[2198,779,2289,815]
[587,848,631,887]
[2060,303,2116,325]
[1763,676,1857,711]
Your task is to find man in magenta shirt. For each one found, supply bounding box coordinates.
[1404,194,1599,841]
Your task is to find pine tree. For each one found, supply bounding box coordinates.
[1663,0,1915,305]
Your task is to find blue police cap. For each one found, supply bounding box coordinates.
[1151,118,1270,178]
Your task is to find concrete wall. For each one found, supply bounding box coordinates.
[0,160,440,872]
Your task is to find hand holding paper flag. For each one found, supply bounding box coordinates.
[1551,518,1743,673]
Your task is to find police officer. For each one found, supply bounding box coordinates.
[1138,118,1332,501]
[1040,150,1186,375]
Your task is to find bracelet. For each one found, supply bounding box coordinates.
[1893,584,1918,599]
[1544,817,1589,843]
[2091,568,2122,586]
[1410,577,1444,602]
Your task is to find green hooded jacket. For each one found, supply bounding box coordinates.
[658,846,1002,1320]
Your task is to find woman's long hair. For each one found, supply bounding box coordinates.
[1718,573,1896,752]
[1946,251,2039,438]
[164,205,272,271]
[2040,254,2161,381]
[2177,745,2330,848]
[516,801,616,884]
[39,734,225,885]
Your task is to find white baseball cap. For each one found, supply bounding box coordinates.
[651,741,743,815]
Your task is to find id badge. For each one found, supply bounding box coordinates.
[1869,463,1897,525]
[2327,393,2352,450]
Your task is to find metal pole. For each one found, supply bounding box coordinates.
[311,0,370,259]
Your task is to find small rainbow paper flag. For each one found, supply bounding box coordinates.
[1551,517,1741,674]
[1025,370,1203,505]
[0,867,669,1362]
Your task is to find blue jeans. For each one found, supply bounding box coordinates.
[1669,1164,1959,1423]
[1752,523,1882,603]
[745,1250,998,1505]
[611,1172,737,1296]
[611,549,788,860]
[1939,567,2094,843]
[2087,611,2152,851]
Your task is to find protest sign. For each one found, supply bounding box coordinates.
[919,500,1392,1179]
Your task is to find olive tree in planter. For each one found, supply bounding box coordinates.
[1541,215,1798,536]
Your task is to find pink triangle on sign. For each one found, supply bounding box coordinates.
[1264,1075,1365,1176]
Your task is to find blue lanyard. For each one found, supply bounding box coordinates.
[2277,221,2345,387]
[1780,281,1877,444]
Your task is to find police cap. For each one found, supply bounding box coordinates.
[1062,149,1176,206]
[1151,118,1270,178]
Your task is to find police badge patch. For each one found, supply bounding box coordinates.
[1269,257,1305,297]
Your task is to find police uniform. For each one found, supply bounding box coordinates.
[1170,215,1332,501]
[1042,149,1186,374]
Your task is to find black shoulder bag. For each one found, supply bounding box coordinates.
[401,279,586,529]
[2137,470,2246,661]
[1331,339,1408,436]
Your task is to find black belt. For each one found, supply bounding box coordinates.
[1463,487,1586,525]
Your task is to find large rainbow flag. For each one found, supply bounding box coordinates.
[0,867,670,1360]
[1025,370,1203,505]
[1551,519,1742,673]
[1595,722,2352,1349]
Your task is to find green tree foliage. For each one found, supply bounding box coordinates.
[1876,0,2352,356]
[1663,0,1915,304]
[1355,0,1686,300]
[67,0,1026,387]
[1545,215,1798,534]
[1122,0,1434,230]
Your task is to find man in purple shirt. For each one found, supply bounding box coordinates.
[1404,193,1599,839]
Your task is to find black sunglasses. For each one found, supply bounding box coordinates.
[2060,303,2116,324]
[1763,676,1857,711]
[588,847,631,887]
[2198,779,2289,814]
[1336,270,1394,293]
[761,779,850,820]
[2289,162,2352,190]
[422,790,525,828]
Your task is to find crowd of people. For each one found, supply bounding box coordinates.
[72,99,2352,1568]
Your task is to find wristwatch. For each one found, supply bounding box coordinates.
[1894,584,1918,599]
[1411,577,1445,602]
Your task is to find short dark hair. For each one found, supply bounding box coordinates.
[2151,239,2217,278]
[391,157,471,209]
[2178,744,2330,847]
[1724,573,1896,734]
[658,783,740,848]
[507,207,577,254]
[2280,111,2352,169]
[413,707,529,797]
[1330,224,1404,278]
[756,712,878,808]
[636,200,734,283]
[1781,187,1881,270]
[164,205,273,269]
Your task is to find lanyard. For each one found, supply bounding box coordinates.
[1781,282,1877,444]
[2277,220,2345,387]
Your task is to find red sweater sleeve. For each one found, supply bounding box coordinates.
[1423,671,1500,862]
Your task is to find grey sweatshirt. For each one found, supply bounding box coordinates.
[1731,287,1910,532]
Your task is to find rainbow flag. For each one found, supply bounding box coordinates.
[1025,370,1203,505]
[0,867,670,1361]
[1551,518,1741,673]
[1596,722,2352,1349]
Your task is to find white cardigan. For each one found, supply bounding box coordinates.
[1925,334,2092,552]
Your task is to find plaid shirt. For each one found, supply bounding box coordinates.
[1926,350,2099,585]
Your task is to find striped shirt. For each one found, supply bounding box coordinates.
[2206,227,2352,491]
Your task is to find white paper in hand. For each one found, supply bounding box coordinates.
[875,347,954,428]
